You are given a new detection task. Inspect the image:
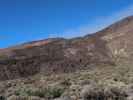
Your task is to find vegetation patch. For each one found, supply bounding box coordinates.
[15,86,65,99]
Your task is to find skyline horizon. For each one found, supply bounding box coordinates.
[1,14,133,49]
[0,0,133,48]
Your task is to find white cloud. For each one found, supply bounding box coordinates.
[59,4,133,38]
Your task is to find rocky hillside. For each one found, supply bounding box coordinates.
[0,16,133,80]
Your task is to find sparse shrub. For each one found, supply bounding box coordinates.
[15,88,29,97]
[80,79,96,86]
[15,87,65,99]
[104,86,127,100]
[60,79,71,87]
[7,95,28,100]
[0,55,7,59]
[80,84,104,100]
[80,85,128,100]
[49,87,65,98]
[0,96,5,100]
[29,87,64,98]
[125,84,133,100]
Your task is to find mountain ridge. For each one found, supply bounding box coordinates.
[0,16,133,80]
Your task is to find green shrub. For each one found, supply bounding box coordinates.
[15,88,29,96]
[15,87,65,99]
[49,87,64,98]
[0,96,5,100]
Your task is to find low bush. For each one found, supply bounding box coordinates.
[15,86,65,99]
[81,85,127,100]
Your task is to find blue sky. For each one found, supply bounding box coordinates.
[0,0,133,48]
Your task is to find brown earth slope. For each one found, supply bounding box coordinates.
[0,16,133,80]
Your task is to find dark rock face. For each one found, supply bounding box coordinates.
[0,16,133,80]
